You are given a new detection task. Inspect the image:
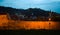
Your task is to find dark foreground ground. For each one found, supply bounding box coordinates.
[0,29,60,35]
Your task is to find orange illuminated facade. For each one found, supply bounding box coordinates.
[0,14,59,30]
[0,14,8,26]
[16,21,58,30]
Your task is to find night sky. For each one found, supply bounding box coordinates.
[0,0,60,13]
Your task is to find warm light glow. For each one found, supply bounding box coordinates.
[49,18,51,21]
[16,21,58,30]
[0,14,59,30]
[0,15,8,26]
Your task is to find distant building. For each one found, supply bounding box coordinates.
[19,15,25,19]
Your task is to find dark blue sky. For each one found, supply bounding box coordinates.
[0,0,60,13]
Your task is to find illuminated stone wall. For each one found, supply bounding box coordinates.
[0,15,59,30]
[0,15,8,26]
[16,21,59,30]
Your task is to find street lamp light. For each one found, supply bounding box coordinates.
[49,10,52,29]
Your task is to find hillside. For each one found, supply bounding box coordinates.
[0,6,60,21]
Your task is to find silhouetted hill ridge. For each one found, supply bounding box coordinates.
[0,6,60,15]
[0,6,60,21]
